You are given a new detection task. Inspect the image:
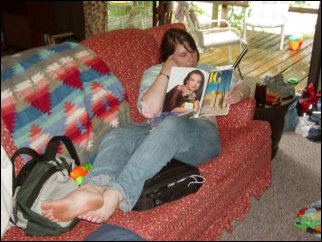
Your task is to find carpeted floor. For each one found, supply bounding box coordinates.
[220,131,321,241]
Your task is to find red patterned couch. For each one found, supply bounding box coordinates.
[1,23,272,241]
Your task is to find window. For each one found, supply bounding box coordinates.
[108,1,153,30]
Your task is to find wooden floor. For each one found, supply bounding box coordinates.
[199,30,313,94]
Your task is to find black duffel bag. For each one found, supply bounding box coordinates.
[133,159,205,211]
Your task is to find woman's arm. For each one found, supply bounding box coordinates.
[142,54,177,116]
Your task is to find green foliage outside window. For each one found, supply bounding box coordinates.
[190,1,313,30]
[108,1,152,19]
[290,1,309,7]
[191,2,206,16]
[227,5,247,30]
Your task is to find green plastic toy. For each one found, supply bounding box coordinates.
[287,77,299,84]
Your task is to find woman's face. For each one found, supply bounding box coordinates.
[172,42,198,68]
[187,73,202,92]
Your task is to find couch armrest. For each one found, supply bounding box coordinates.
[1,117,24,175]
[217,98,256,131]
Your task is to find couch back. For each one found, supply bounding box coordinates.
[81,23,186,122]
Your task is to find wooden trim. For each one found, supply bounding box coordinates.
[198,1,319,14]
[307,2,321,92]
[289,6,319,14]
[203,1,248,7]
[153,1,157,26]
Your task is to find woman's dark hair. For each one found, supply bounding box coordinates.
[183,70,204,100]
[160,28,200,63]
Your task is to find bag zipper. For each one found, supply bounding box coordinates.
[141,167,200,195]
[150,162,199,179]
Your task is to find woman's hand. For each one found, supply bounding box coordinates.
[225,88,243,105]
[194,100,200,113]
[141,54,179,117]
[225,83,251,105]
[160,54,177,76]
[179,85,193,97]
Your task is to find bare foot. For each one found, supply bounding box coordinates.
[78,189,124,223]
[41,184,106,222]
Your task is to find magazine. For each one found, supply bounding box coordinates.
[150,66,234,128]
[166,66,234,118]
[150,45,248,127]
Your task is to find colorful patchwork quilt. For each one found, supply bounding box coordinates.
[1,42,132,165]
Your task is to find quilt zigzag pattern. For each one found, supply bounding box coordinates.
[1,42,132,164]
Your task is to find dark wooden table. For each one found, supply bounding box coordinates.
[253,97,295,159]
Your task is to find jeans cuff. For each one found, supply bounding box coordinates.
[82,173,113,187]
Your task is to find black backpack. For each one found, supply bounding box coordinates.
[10,136,80,236]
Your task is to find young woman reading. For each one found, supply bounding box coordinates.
[41,28,251,223]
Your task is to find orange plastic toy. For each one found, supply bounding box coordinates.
[70,163,93,185]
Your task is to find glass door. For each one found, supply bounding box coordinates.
[108,1,153,30]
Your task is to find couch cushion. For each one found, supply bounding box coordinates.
[199,119,271,180]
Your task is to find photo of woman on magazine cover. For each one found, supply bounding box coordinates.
[162,69,205,113]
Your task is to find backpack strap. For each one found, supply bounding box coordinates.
[11,147,42,195]
[44,136,80,166]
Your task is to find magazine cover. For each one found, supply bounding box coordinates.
[149,66,234,129]
[198,68,233,117]
[166,66,234,118]
[164,67,208,115]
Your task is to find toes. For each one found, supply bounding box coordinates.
[87,215,96,222]
[78,211,92,219]
[42,209,53,218]
[91,215,104,223]
[79,214,105,223]
[42,209,59,223]
[78,214,94,222]
[41,201,55,211]
[78,212,93,221]
[96,217,105,223]
[50,216,59,223]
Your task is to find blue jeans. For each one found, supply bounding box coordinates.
[83,223,145,241]
[82,116,221,212]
